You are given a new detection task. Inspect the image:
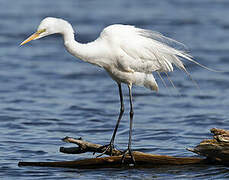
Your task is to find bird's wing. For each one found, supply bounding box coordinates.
[100,24,195,74]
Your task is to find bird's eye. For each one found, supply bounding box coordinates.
[36,29,46,34]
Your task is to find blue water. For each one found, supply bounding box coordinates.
[1,0,229,179]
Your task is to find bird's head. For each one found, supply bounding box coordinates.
[20,17,74,46]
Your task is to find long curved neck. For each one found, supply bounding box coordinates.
[62,29,105,67]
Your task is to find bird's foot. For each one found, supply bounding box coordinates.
[96,142,115,157]
[121,147,136,166]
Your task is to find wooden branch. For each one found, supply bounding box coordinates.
[188,128,229,165]
[20,128,229,169]
[18,151,207,168]
[19,136,208,168]
[60,137,122,156]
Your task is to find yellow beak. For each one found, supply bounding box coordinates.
[20,32,40,46]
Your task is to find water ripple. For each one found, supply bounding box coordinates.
[1,0,229,179]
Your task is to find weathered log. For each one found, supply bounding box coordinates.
[18,151,207,168]
[60,137,122,156]
[19,136,208,168]
[19,128,229,169]
[188,128,229,165]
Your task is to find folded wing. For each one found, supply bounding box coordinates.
[100,24,195,74]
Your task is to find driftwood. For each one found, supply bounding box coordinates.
[19,137,207,168]
[59,137,122,156]
[18,128,229,169]
[188,128,229,165]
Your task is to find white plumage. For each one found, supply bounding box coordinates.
[20,17,201,164]
[96,24,192,91]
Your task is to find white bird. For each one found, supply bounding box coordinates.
[20,17,203,164]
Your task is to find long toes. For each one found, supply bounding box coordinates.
[96,144,114,157]
[129,151,136,165]
[121,150,128,163]
[121,149,136,165]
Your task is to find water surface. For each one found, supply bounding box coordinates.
[1,0,229,179]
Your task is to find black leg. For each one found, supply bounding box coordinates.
[128,84,134,152]
[121,84,135,165]
[110,83,124,147]
[97,83,124,156]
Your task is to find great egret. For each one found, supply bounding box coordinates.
[20,17,204,164]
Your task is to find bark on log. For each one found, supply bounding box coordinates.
[19,136,208,168]
[19,128,229,169]
[59,137,122,156]
[188,128,229,165]
[18,152,206,169]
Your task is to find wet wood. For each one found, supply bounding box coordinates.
[19,128,229,169]
[59,137,122,156]
[188,128,229,165]
[19,136,208,168]
[18,151,207,168]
